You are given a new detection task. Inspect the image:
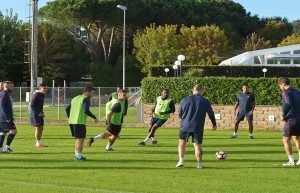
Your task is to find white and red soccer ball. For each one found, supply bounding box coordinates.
[215,151,227,160]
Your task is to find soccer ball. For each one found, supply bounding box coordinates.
[215,151,227,160]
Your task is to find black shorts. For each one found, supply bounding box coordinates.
[150,117,167,128]
[179,130,203,144]
[0,121,17,132]
[30,114,44,127]
[283,119,300,137]
[69,124,86,138]
[236,112,253,122]
[107,123,121,136]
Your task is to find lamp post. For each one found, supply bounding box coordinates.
[117,5,127,89]
[177,54,185,77]
[262,68,267,78]
[172,65,178,77]
[174,60,181,77]
[164,68,169,77]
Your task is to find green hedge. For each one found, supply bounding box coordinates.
[151,66,300,78]
[141,77,300,105]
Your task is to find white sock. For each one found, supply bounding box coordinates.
[106,144,111,149]
[249,133,253,137]
[75,152,82,158]
[151,137,157,141]
[36,140,41,145]
[233,132,237,136]
[288,155,294,163]
[94,135,102,140]
[5,145,10,149]
[144,137,150,143]
[179,158,184,162]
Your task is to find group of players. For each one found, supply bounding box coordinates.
[1,77,300,168]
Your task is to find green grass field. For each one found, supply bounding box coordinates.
[1,125,300,193]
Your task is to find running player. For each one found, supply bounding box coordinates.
[138,88,175,146]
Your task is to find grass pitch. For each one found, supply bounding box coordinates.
[1,125,300,193]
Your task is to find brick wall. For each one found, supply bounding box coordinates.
[144,104,284,130]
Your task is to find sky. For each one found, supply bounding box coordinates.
[0,0,300,22]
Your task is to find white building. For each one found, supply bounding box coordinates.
[219,44,300,66]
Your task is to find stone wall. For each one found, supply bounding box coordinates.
[144,104,284,130]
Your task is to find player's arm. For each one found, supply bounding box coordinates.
[65,104,71,118]
[123,98,128,116]
[1,92,9,121]
[83,97,98,122]
[249,94,255,115]
[282,91,292,120]
[151,101,157,115]
[207,102,217,130]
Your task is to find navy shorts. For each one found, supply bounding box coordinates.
[283,119,300,137]
[107,123,121,136]
[179,130,203,144]
[150,117,167,128]
[0,121,17,132]
[236,112,253,122]
[69,124,86,138]
[30,114,44,127]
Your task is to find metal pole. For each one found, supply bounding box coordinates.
[19,87,22,118]
[98,87,101,120]
[30,0,38,94]
[57,86,60,120]
[122,9,126,90]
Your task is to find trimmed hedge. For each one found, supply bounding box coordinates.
[151,66,300,78]
[141,77,300,105]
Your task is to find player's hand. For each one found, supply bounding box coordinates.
[158,112,164,115]
[249,111,253,115]
[39,112,44,117]
[212,125,217,131]
[6,119,10,123]
[280,115,284,121]
[94,118,99,123]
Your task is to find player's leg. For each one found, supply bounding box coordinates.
[4,122,17,153]
[176,130,189,167]
[148,119,167,144]
[282,120,295,166]
[231,114,244,138]
[88,131,112,147]
[138,118,156,146]
[35,126,46,147]
[193,131,203,168]
[247,113,255,139]
[0,131,6,153]
[73,124,86,161]
[105,124,121,151]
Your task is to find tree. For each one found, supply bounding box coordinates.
[278,34,300,46]
[244,32,270,51]
[258,18,293,47]
[292,20,300,34]
[0,9,24,85]
[133,24,179,73]
[180,25,230,65]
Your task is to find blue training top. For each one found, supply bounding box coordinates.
[0,90,14,122]
[236,92,255,115]
[30,92,45,117]
[179,94,216,132]
[282,87,300,120]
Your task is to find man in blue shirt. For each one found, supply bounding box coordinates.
[278,77,300,167]
[230,84,255,139]
[176,84,217,169]
[30,83,47,147]
[0,81,17,153]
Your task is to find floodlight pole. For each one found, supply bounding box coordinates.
[117,5,127,90]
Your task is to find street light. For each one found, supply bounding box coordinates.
[117,5,127,89]
[172,64,178,77]
[262,68,267,78]
[164,68,169,77]
[177,54,185,77]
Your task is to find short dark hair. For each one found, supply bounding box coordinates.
[194,84,203,91]
[117,88,127,93]
[84,86,95,93]
[39,83,47,88]
[278,77,291,85]
[162,88,169,92]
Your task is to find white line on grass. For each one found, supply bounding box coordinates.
[0,180,135,193]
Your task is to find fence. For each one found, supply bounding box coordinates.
[11,87,143,124]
